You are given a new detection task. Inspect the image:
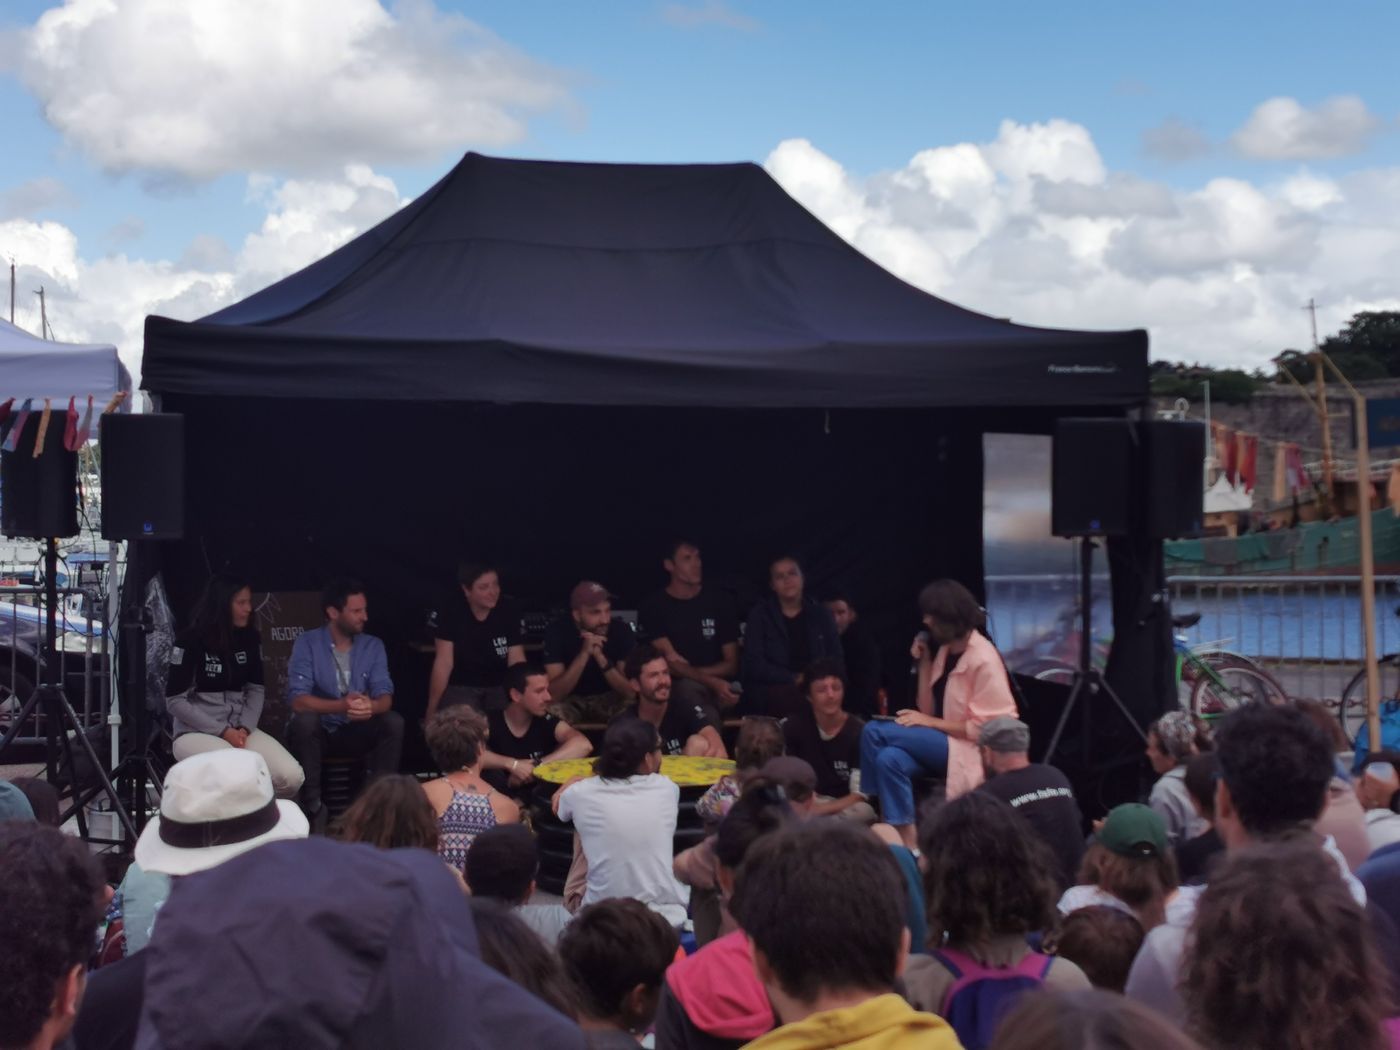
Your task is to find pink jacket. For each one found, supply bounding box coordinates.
[922,631,1017,798]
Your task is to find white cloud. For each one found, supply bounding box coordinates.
[660,1,759,31]
[2,165,411,381]
[7,0,574,181]
[0,177,76,218]
[763,125,1400,368]
[1231,95,1383,160]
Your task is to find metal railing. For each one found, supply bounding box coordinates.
[985,573,1400,706]
[0,585,112,749]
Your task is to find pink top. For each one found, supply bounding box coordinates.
[924,631,1017,798]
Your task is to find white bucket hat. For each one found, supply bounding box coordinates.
[135,749,309,877]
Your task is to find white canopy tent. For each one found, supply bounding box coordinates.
[1204,473,1254,513]
[0,318,131,403]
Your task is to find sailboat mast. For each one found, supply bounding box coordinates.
[1309,299,1335,505]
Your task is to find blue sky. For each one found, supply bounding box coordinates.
[1,0,1399,373]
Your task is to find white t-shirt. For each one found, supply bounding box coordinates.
[1056,884,1136,917]
[557,773,689,927]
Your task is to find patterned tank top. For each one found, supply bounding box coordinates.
[437,786,499,873]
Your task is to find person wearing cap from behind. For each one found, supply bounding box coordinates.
[71,750,309,1050]
[976,716,1084,890]
[543,581,637,727]
[1058,803,1179,933]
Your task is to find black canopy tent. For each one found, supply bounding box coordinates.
[142,153,1168,780]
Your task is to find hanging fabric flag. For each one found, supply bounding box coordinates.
[1272,441,1288,503]
[3,399,33,453]
[71,395,95,450]
[62,397,78,451]
[1222,426,1239,484]
[31,399,52,458]
[1240,434,1258,493]
[1284,444,1308,492]
[0,397,13,447]
[1389,463,1400,516]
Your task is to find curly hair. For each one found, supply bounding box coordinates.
[1149,711,1199,764]
[734,717,785,772]
[425,706,489,772]
[1075,842,1178,931]
[1215,704,1331,837]
[335,774,438,852]
[990,989,1206,1050]
[0,823,106,1048]
[920,791,1059,949]
[1183,841,1391,1050]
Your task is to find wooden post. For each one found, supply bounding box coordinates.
[1316,355,1335,503]
[1356,397,1383,753]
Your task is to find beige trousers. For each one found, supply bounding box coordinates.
[172,730,306,800]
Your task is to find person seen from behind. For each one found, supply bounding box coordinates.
[987,989,1206,1050]
[422,706,520,874]
[1059,803,1179,932]
[1043,906,1145,993]
[1144,711,1207,847]
[465,824,574,946]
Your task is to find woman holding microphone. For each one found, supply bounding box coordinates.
[859,579,1016,847]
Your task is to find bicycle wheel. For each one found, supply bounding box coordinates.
[1189,653,1289,718]
[1339,655,1400,745]
[1016,658,1076,687]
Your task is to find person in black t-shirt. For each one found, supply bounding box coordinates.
[1174,751,1225,885]
[638,540,741,727]
[618,644,725,757]
[482,664,593,795]
[543,581,637,725]
[427,563,525,719]
[741,555,843,718]
[824,592,883,720]
[782,659,874,822]
[975,716,1085,890]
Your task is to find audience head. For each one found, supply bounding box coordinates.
[1294,698,1349,753]
[1214,703,1332,846]
[917,579,985,646]
[732,821,908,1015]
[768,555,804,604]
[1183,840,1391,1050]
[1046,906,1145,993]
[10,778,60,826]
[921,791,1059,948]
[190,572,252,647]
[469,898,576,1020]
[1078,804,1178,930]
[1146,711,1198,774]
[801,659,846,716]
[823,591,857,635]
[425,706,489,774]
[135,749,309,877]
[465,824,539,905]
[504,663,551,716]
[713,778,799,899]
[558,898,678,1033]
[1359,752,1400,811]
[335,774,438,852]
[663,540,703,587]
[594,717,661,780]
[978,717,1032,777]
[457,563,501,609]
[321,576,368,636]
[624,643,672,705]
[733,716,786,773]
[757,756,817,813]
[569,581,612,633]
[1183,752,1219,822]
[0,823,106,1050]
[989,989,1206,1050]
[0,779,37,822]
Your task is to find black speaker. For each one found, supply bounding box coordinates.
[1,417,78,538]
[101,414,184,540]
[1052,419,1133,537]
[1144,420,1206,539]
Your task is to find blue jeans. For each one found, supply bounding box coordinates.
[860,720,950,827]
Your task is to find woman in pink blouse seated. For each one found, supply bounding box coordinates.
[860,579,1017,848]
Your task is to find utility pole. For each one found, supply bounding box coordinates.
[34,286,48,340]
[8,261,14,324]
[1309,299,1335,507]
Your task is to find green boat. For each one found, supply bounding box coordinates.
[1165,508,1400,576]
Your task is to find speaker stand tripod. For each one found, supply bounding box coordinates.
[0,538,137,841]
[1042,537,1149,768]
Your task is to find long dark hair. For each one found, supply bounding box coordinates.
[469,898,576,1019]
[334,775,439,852]
[1183,841,1392,1050]
[594,718,659,781]
[713,778,797,872]
[187,573,250,653]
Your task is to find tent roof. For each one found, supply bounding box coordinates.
[1205,474,1253,513]
[0,319,131,402]
[143,152,1147,409]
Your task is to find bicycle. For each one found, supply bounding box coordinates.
[1337,607,1400,744]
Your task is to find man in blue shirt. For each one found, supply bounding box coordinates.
[286,578,404,829]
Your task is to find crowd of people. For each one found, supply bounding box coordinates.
[7,551,1400,1048]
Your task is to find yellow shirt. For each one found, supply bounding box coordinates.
[743,994,963,1050]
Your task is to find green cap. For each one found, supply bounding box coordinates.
[1097,803,1169,858]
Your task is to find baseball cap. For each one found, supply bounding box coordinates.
[1097,803,1169,858]
[0,780,35,822]
[569,581,611,610]
[978,717,1030,753]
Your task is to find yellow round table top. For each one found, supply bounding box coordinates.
[535,755,736,787]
